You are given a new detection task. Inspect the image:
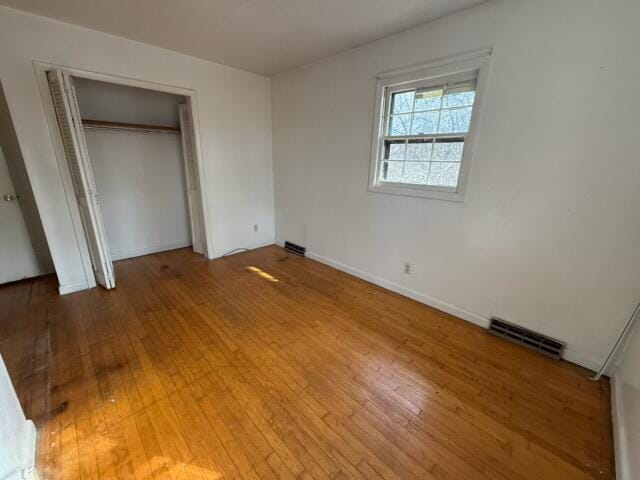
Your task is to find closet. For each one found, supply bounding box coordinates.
[46,70,206,289]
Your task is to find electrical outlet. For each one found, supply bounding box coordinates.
[404,262,411,274]
[253,224,259,232]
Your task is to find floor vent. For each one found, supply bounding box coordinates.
[488,317,565,360]
[284,241,306,256]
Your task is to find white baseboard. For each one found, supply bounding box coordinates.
[562,348,602,373]
[281,244,603,371]
[110,241,193,261]
[611,370,631,480]
[305,249,490,329]
[210,239,276,260]
[58,279,91,295]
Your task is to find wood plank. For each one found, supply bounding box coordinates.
[0,246,613,479]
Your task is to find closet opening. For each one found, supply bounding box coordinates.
[42,68,207,291]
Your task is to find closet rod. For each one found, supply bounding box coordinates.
[81,119,181,134]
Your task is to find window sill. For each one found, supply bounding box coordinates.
[368,183,466,202]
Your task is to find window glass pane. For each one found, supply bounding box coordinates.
[388,114,411,136]
[432,140,464,161]
[415,86,443,111]
[378,75,478,192]
[442,81,476,108]
[381,161,403,182]
[438,107,472,134]
[391,90,415,114]
[406,140,432,161]
[443,91,475,108]
[410,111,439,135]
[427,162,460,187]
[403,162,429,185]
[384,140,406,160]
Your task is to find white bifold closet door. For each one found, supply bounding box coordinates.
[178,103,206,255]
[47,70,116,289]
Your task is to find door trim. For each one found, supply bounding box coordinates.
[32,61,212,293]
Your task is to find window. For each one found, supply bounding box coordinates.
[369,50,490,201]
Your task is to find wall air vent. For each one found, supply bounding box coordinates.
[284,241,306,256]
[488,317,565,360]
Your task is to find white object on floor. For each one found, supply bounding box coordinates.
[0,354,37,480]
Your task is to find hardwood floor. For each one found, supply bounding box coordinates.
[0,245,612,479]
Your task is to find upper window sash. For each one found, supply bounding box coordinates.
[382,69,479,95]
[383,75,478,139]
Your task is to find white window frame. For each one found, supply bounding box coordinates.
[368,49,491,202]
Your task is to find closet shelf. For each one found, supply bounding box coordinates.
[82,119,181,134]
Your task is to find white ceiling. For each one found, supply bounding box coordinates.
[0,0,487,76]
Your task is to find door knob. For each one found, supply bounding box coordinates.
[3,193,19,202]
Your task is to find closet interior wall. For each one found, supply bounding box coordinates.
[73,78,192,261]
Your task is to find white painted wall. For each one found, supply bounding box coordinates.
[0,147,46,283]
[0,354,36,480]
[84,129,191,261]
[271,0,640,369]
[612,321,640,480]
[74,77,182,127]
[0,5,274,293]
[0,84,53,282]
